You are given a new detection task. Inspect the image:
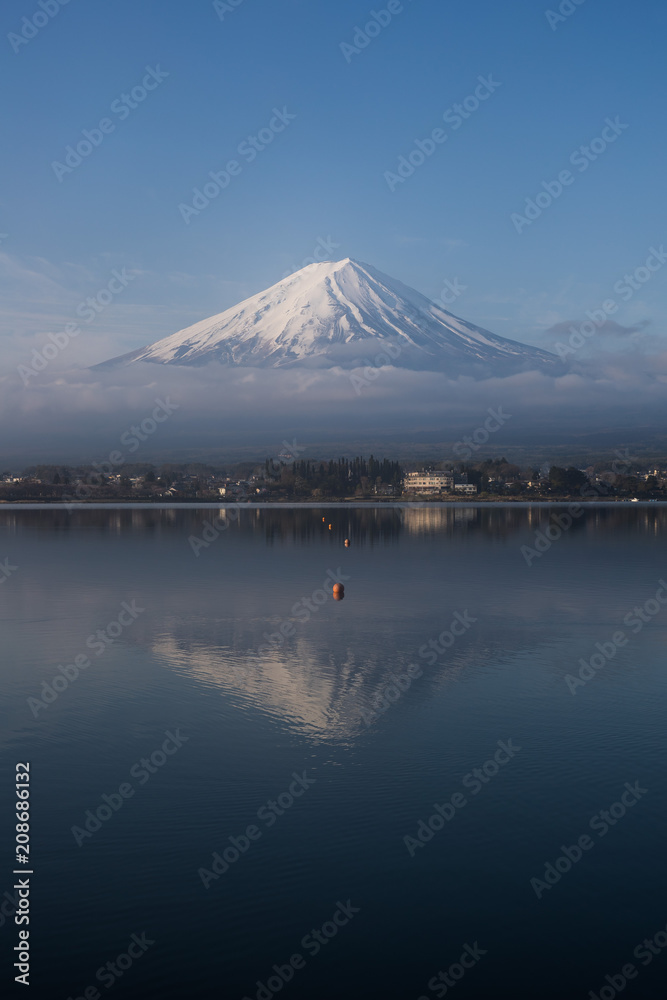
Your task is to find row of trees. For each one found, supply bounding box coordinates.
[265,456,403,497]
[2,458,664,501]
[548,466,660,497]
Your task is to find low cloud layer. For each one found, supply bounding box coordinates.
[4,354,667,465]
[3,249,667,464]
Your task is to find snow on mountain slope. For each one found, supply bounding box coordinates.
[99,258,562,375]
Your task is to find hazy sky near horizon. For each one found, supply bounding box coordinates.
[1,0,667,374]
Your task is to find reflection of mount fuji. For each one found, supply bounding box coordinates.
[151,630,476,741]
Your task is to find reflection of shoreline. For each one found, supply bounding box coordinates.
[2,503,667,546]
[400,507,475,533]
[1,499,666,508]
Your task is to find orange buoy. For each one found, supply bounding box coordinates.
[333,583,345,601]
[322,517,326,522]
[344,538,350,547]
[328,524,332,530]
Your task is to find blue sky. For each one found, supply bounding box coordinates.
[1,0,666,370]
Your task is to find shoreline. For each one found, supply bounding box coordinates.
[0,499,664,510]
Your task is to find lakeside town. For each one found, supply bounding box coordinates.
[1,454,666,503]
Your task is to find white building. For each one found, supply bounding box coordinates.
[403,471,454,493]
[454,483,477,494]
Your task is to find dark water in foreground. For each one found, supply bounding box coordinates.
[1,504,666,999]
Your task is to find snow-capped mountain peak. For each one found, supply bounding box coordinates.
[99,258,561,375]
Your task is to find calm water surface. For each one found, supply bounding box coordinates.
[1,504,666,999]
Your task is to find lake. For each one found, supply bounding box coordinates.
[1,504,666,999]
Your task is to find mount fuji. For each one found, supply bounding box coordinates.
[99,258,561,377]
